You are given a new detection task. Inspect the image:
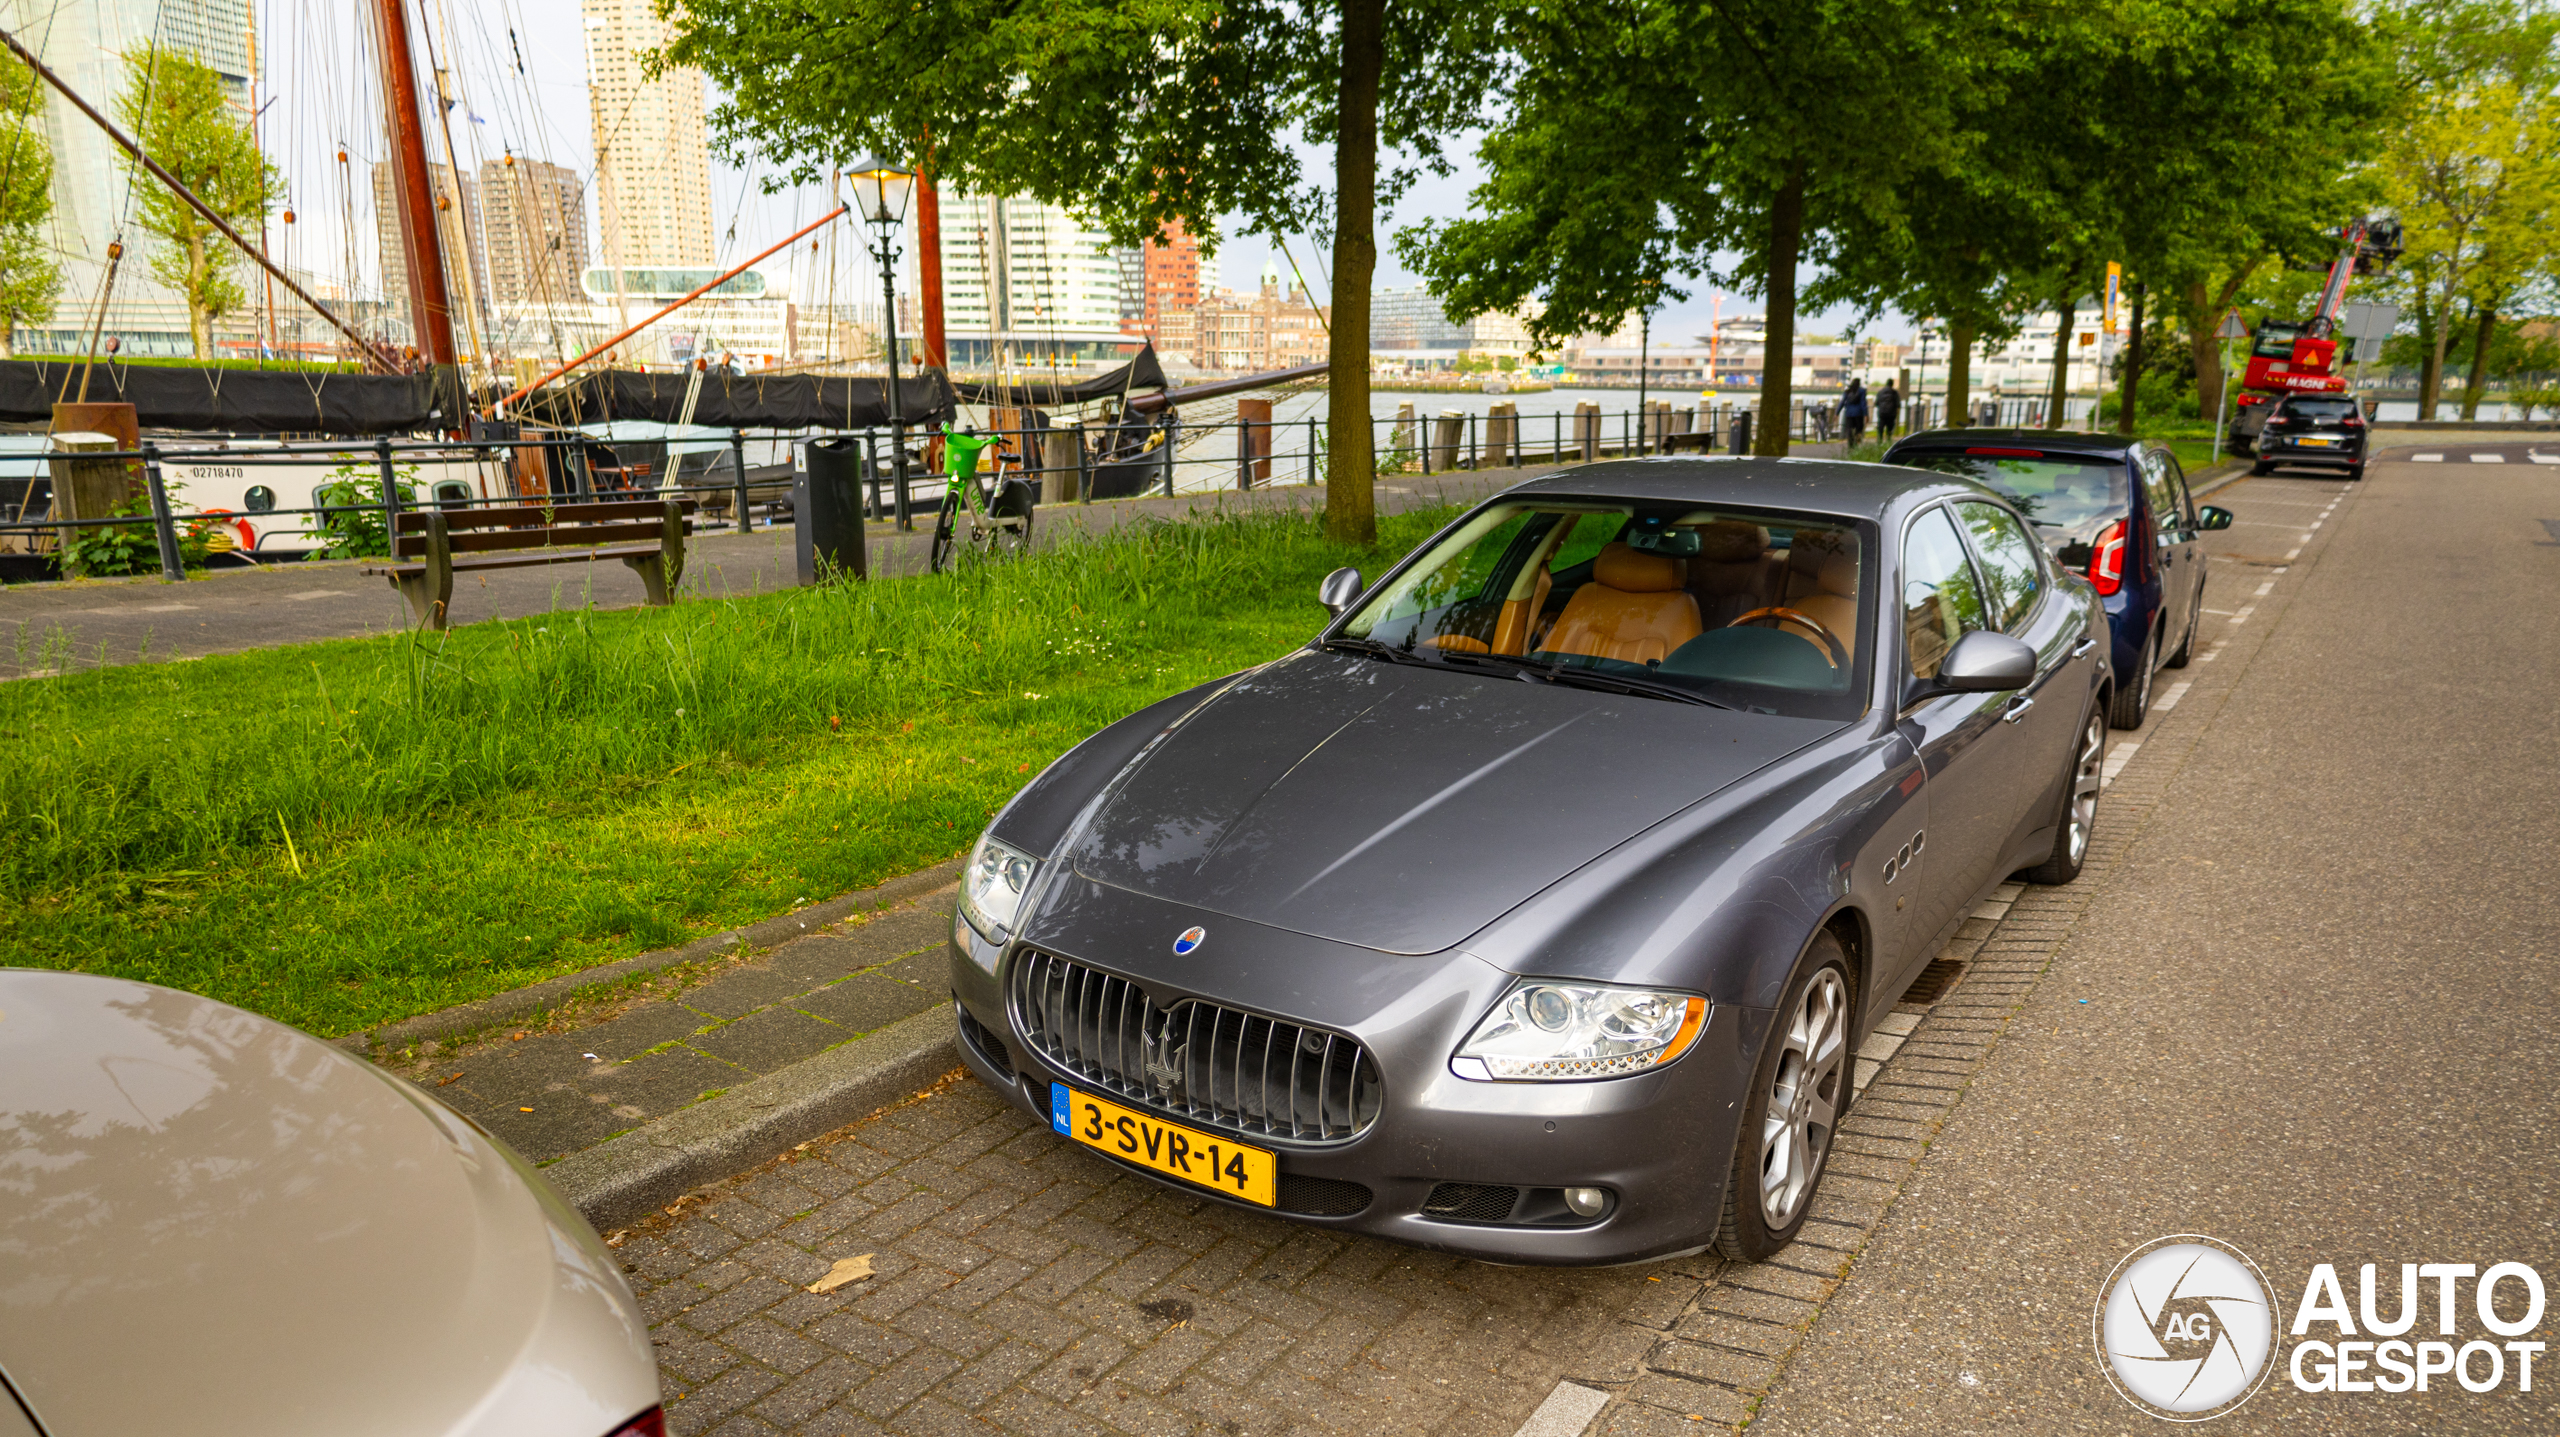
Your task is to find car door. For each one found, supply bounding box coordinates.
[2158,451,2206,628]
[1893,504,2017,962]
[2140,449,2197,655]
[1953,498,2086,871]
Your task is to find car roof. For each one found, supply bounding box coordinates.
[1500,455,1991,522]
[1884,428,2144,459]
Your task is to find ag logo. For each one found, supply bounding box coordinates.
[1171,925,1206,956]
[2095,1235,2280,1421]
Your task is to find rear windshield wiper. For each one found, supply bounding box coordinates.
[1533,665,1735,709]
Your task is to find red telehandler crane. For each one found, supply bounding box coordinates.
[2227,217,2404,450]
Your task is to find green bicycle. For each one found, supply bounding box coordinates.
[928,425,1035,573]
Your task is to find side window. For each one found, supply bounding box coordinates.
[1902,506,1987,680]
[2139,452,2179,530]
[1546,512,1626,577]
[2159,452,2196,529]
[1955,501,2045,632]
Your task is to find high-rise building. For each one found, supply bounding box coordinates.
[1138,220,1200,345]
[937,191,1129,365]
[478,158,588,308]
[371,162,483,315]
[15,0,255,354]
[582,0,714,268]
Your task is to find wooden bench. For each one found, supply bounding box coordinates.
[365,498,695,629]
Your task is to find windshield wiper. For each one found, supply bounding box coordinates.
[1319,636,1439,669]
[1533,665,1735,709]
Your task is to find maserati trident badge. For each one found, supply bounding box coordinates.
[1172,926,1206,956]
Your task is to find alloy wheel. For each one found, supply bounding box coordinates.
[1758,967,1847,1227]
[2067,706,2104,865]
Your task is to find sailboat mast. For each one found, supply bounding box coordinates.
[373,0,457,364]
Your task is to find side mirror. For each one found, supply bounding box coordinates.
[2196,505,2233,531]
[1318,566,1365,619]
[1929,630,2038,694]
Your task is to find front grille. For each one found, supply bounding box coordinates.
[1279,1176,1373,1216]
[1011,950,1381,1143]
[1423,1183,1521,1222]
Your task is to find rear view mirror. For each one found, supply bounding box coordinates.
[2196,505,2233,531]
[1318,567,1365,619]
[1933,630,2037,693]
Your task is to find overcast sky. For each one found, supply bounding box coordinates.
[256,0,1906,344]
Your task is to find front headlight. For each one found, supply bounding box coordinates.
[1453,982,1708,1081]
[959,833,1039,939]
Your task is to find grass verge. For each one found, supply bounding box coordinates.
[1,503,1457,1036]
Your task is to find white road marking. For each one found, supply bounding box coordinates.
[2153,681,2192,713]
[2529,452,2558,465]
[138,603,196,612]
[2203,608,2236,615]
[2415,453,2445,462]
[2284,547,2302,560]
[2254,580,2275,597]
[2471,453,2505,463]
[2102,743,2143,785]
[1513,1382,1611,1437]
[287,589,339,601]
[2228,606,2256,625]
[2198,641,2228,664]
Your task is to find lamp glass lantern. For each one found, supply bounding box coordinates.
[846,159,915,229]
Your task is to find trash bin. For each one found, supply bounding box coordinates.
[795,436,868,584]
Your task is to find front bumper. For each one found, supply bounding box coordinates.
[947,875,1766,1265]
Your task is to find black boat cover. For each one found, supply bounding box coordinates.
[0,359,469,434]
[950,345,1169,407]
[517,368,956,430]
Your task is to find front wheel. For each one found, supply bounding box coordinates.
[2019,698,2105,885]
[927,511,958,574]
[1714,933,1852,1262]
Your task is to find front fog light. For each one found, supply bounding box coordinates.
[1564,1186,1608,1218]
[959,834,1039,938]
[1455,982,1708,1080]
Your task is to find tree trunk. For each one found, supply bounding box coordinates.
[2460,306,2497,421]
[1753,167,1805,457]
[1945,315,1975,426]
[2186,281,2222,428]
[2115,282,2146,435]
[1322,0,1385,546]
[187,231,211,359]
[2421,281,2461,420]
[2045,281,2074,429]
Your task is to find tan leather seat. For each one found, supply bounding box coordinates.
[1688,520,1776,627]
[1734,531,1859,665]
[1542,543,1702,664]
[1786,551,1859,661]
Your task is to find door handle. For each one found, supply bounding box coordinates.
[2001,696,2036,724]
[2071,638,2097,659]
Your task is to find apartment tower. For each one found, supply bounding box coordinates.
[581,0,714,269]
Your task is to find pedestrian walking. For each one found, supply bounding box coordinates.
[1875,378,1902,441]
[1840,378,1869,449]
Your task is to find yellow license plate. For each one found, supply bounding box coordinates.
[1050,1083,1277,1206]
[2300,436,2333,445]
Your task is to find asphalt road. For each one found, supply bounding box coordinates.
[1747,442,2560,1433]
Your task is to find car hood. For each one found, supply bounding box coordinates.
[0,971,657,1437]
[1067,650,1839,954]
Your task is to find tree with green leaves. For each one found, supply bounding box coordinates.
[112,45,278,360]
[1402,0,1982,454]
[0,50,59,355]
[663,0,1496,544]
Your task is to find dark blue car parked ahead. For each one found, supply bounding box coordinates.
[1882,430,2231,728]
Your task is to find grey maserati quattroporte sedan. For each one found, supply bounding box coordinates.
[947,458,2113,1264]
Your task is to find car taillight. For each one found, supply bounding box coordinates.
[2089,519,2126,597]
[2342,413,2365,428]
[603,1408,666,1437]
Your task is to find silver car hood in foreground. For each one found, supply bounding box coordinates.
[0,971,658,1437]
[1070,650,1840,954]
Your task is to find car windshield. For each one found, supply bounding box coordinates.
[2281,399,2358,420]
[1890,451,2128,533]
[1335,501,1872,720]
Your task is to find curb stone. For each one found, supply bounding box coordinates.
[335,857,966,1057]
[545,1003,962,1232]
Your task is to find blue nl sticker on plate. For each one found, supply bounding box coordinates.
[1050,1082,1071,1135]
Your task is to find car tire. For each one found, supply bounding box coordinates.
[2019,696,2105,885]
[2108,628,2155,729]
[2164,596,2201,669]
[1713,932,1853,1263]
[2346,464,2366,482]
[2249,461,2272,476]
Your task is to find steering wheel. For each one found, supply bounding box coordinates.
[1729,606,1849,669]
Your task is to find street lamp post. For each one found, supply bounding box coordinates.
[848,158,918,530]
